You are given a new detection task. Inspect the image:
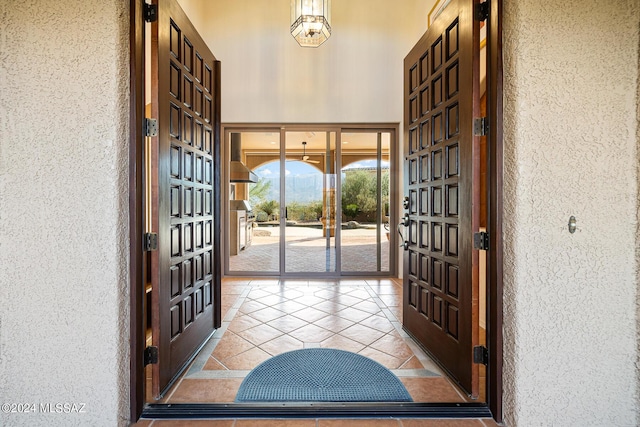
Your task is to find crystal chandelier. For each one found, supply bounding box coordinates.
[290,0,331,47]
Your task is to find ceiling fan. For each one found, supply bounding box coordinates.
[289,141,320,164]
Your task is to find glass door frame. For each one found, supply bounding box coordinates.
[339,129,394,274]
[222,123,399,278]
[283,129,338,275]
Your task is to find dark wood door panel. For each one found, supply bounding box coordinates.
[403,0,479,397]
[151,0,220,397]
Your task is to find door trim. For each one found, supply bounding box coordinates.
[221,123,400,278]
[129,1,504,422]
[487,0,504,421]
[129,0,145,421]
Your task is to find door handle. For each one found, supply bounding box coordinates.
[397,218,409,251]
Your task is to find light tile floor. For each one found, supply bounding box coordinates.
[155,278,473,404]
[138,278,497,425]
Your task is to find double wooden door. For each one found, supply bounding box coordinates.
[402,0,482,397]
[148,0,221,397]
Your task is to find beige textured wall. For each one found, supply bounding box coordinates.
[0,1,130,426]
[0,0,637,425]
[502,1,640,425]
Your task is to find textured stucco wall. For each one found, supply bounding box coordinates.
[1,1,638,426]
[0,1,130,426]
[637,28,640,427]
[502,1,640,425]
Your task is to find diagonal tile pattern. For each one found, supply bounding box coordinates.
[160,277,473,405]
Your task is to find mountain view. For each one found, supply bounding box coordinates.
[250,160,390,204]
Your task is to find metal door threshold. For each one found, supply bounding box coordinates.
[141,402,493,419]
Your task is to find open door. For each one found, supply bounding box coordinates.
[148,0,221,397]
[402,0,481,397]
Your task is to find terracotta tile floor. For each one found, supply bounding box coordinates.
[157,277,470,404]
[139,278,497,425]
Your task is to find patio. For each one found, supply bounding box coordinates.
[229,223,390,273]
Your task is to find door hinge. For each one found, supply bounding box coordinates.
[144,4,158,23]
[144,118,158,137]
[475,1,490,21]
[473,345,488,365]
[473,117,489,136]
[144,232,158,251]
[473,231,489,251]
[144,346,158,366]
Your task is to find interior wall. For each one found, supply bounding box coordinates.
[502,0,640,425]
[0,1,130,426]
[178,0,436,277]
[177,0,434,124]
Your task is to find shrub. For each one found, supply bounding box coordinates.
[343,204,359,220]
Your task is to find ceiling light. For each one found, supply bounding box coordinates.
[290,0,331,48]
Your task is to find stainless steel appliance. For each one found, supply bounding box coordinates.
[229,133,258,183]
[229,200,254,255]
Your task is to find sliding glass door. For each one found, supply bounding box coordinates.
[227,130,281,273]
[340,131,391,273]
[284,131,337,274]
[225,126,396,277]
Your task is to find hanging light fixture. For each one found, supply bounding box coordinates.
[290,0,331,48]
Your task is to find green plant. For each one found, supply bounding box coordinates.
[341,168,390,222]
[343,204,359,220]
[258,200,279,220]
[255,211,268,222]
[312,202,323,219]
[284,201,323,222]
[249,179,272,206]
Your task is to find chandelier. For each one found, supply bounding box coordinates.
[290,0,331,47]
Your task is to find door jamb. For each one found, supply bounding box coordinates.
[487,0,503,421]
[129,0,145,421]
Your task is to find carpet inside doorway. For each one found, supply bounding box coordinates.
[235,348,413,402]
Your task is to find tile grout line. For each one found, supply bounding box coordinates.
[184,284,253,380]
[365,281,443,376]
[445,373,472,402]
[162,279,455,405]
